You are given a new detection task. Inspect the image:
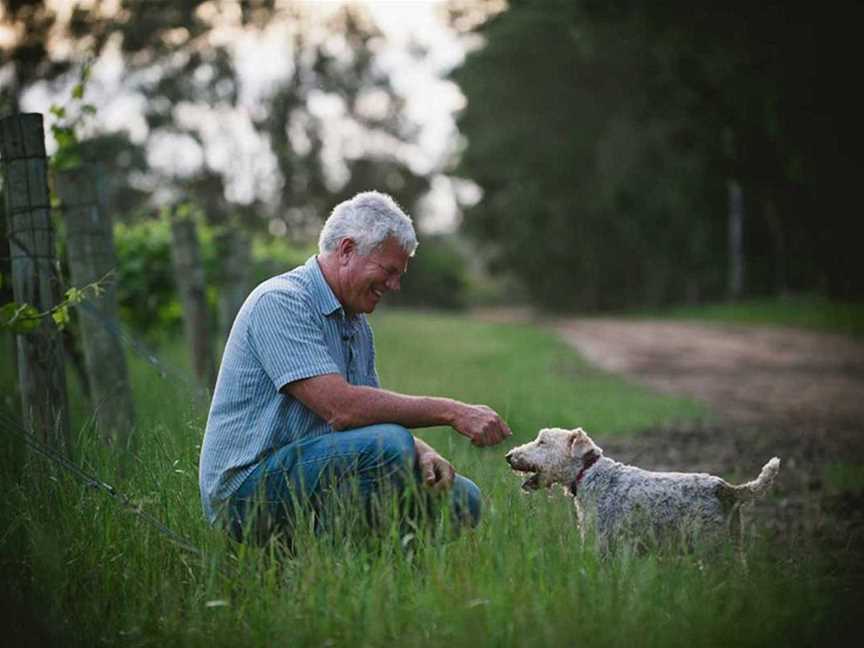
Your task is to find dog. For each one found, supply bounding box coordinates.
[505,427,780,556]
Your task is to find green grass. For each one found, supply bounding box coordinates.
[0,311,859,647]
[372,310,704,445]
[643,295,864,337]
[823,462,864,495]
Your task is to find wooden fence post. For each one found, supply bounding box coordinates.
[0,113,70,453]
[727,178,744,301]
[169,207,215,390]
[54,165,136,450]
[215,226,250,345]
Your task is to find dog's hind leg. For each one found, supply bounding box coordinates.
[726,503,749,568]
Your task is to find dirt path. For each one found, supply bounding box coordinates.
[476,309,864,549]
[551,318,864,428]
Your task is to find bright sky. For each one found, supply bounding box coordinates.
[15,0,483,232]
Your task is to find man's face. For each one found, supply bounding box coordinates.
[340,236,410,315]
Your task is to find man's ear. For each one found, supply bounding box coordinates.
[336,238,357,266]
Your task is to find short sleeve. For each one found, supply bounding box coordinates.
[247,290,340,390]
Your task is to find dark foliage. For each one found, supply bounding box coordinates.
[453,0,864,310]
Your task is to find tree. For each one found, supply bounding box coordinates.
[254,6,431,236]
[452,0,864,310]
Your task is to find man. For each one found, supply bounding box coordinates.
[199,191,511,541]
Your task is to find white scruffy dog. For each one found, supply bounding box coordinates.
[506,427,780,555]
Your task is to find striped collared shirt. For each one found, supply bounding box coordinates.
[198,255,379,524]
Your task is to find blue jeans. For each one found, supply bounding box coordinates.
[226,424,482,543]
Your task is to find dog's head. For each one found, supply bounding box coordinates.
[505,427,603,491]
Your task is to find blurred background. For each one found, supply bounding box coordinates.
[2,0,862,334]
[2,6,863,644]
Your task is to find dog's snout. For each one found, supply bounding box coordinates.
[505,449,514,464]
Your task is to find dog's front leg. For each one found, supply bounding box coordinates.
[572,498,587,544]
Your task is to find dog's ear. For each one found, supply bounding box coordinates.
[569,428,601,459]
[569,431,587,458]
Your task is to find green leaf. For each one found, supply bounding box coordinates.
[72,83,84,100]
[65,286,85,304]
[51,149,82,172]
[176,203,193,220]
[86,281,105,299]
[52,305,70,330]
[52,127,79,154]
[0,302,42,333]
[50,105,66,119]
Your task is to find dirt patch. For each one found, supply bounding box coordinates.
[551,318,864,428]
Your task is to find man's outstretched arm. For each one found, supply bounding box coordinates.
[282,373,511,447]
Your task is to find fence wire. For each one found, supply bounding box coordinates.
[75,299,211,406]
[2,231,221,566]
[2,239,211,407]
[0,403,207,560]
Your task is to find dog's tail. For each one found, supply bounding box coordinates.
[729,457,781,501]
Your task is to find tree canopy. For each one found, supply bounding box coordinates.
[1,1,436,231]
[453,0,864,310]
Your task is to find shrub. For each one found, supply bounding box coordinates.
[389,235,470,310]
[113,217,316,335]
[114,217,188,335]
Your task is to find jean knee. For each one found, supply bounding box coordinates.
[371,423,415,468]
[453,475,483,527]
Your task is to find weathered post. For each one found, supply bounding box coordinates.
[0,113,70,453]
[0,222,18,386]
[727,178,744,301]
[54,165,136,450]
[724,128,745,302]
[169,206,215,390]
[215,226,251,345]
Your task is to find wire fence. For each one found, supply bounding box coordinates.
[2,232,218,564]
[0,403,206,560]
[1,235,211,408]
[75,299,211,406]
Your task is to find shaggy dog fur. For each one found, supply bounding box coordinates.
[506,427,780,556]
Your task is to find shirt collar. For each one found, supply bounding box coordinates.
[305,255,345,317]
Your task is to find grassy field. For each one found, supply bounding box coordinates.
[0,310,858,647]
[644,295,864,337]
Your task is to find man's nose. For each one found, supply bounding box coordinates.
[386,273,401,292]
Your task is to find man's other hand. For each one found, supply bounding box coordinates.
[416,446,455,491]
[454,404,512,447]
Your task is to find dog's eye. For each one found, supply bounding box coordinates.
[537,438,545,445]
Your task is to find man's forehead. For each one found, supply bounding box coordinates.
[372,237,411,266]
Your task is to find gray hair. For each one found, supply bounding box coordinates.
[318,191,418,256]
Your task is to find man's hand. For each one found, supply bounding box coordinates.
[453,404,512,447]
[415,438,455,491]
